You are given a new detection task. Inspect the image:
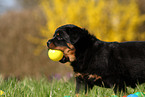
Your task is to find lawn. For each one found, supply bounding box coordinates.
[0,76,145,97]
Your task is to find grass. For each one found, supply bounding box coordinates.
[0,76,145,97]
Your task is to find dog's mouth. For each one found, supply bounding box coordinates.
[47,48,70,63]
[47,41,76,63]
[48,47,76,63]
[59,55,69,63]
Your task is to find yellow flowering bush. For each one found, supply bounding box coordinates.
[33,0,145,55]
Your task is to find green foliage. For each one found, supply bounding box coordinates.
[33,0,145,55]
[0,77,145,97]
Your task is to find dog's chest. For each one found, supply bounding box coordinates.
[75,72,102,82]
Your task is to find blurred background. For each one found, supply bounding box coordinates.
[0,0,145,80]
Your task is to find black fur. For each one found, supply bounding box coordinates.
[47,24,145,94]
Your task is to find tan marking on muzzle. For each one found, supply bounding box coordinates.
[51,43,76,62]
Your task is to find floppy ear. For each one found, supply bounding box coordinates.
[61,31,80,44]
[55,24,82,44]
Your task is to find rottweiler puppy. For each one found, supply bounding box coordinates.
[47,24,145,94]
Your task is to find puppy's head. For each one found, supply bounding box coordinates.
[47,24,84,63]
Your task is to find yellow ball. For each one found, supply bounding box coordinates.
[48,49,63,61]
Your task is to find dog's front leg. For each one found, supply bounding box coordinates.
[75,77,85,96]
